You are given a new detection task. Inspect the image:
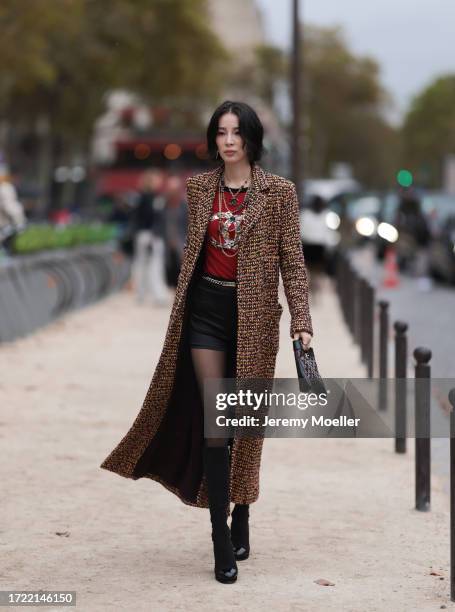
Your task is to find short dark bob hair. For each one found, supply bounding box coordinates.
[206,100,264,163]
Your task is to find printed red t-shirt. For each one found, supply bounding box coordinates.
[202,187,248,280]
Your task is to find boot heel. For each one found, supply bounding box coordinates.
[212,528,238,583]
[232,543,249,561]
[231,504,250,561]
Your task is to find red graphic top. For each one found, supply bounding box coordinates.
[202,187,248,280]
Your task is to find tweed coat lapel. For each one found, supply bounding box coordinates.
[193,162,270,249]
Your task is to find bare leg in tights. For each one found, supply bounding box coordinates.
[191,347,230,448]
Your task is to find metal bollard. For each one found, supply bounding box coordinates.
[394,321,408,453]
[353,273,362,347]
[337,253,347,323]
[360,279,374,376]
[414,347,431,512]
[360,278,368,365]
[378,300,389,410]
[366,282,375,379]
[347,261,357,336]
[335,252,342,310]
[449,388,455,602]
[345,259,354,333]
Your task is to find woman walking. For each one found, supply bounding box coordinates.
[100,101,314,584]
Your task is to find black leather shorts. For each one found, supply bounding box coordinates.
[188,274,238,352]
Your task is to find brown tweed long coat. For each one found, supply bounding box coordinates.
[100,161,313,513]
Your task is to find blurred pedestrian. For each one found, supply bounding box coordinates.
[163,173,188,287]
[131,169,170,305]
[0,163,27,254]
[300,195,338,281]
[301,195,328,266]
[108,193,135,257]
[396,190,432,289]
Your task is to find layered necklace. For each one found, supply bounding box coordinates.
[210,170,253,258]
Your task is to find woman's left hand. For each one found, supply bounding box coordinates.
[293,330,312,351]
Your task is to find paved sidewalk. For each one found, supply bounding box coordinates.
[1,275,452,611]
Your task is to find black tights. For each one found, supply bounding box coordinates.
[191,347,233,448]
[192,346,250,523]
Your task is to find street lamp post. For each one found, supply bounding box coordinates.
[291,0,303,204]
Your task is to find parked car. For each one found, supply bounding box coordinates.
[427,194,455,283]
[327,191,382,249]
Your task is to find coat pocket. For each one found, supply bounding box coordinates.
[261,302,282,355]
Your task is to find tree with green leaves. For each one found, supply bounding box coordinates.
[227,25,398,188]
[0,0,229,206]
[402,75,455,188]
[0,0,228,135]
[302,25,398,187]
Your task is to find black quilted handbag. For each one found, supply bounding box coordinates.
[293,340,326,395]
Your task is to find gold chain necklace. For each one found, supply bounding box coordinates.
[215,172,253,258]
[223,178,245,206]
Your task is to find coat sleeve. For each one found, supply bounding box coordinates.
[183,177,196,251]
[279,181,313,338]
[185,177,196,211]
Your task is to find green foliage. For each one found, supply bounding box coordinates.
[227,24,398,188]
[302,25,398,187]
[402,75,455,187]
[0,0,228,142]
[12,222,117,254]
[255,45,287,105]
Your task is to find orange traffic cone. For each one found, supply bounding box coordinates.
[382,246,400,288]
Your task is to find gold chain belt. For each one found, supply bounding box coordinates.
[201,274,237,287]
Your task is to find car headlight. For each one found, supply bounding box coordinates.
[377,222,399,243]
[325,211,340,230]
[355,217,377,237]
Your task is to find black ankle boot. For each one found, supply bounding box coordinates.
[203,446,238,584]
[231,503,250,560]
